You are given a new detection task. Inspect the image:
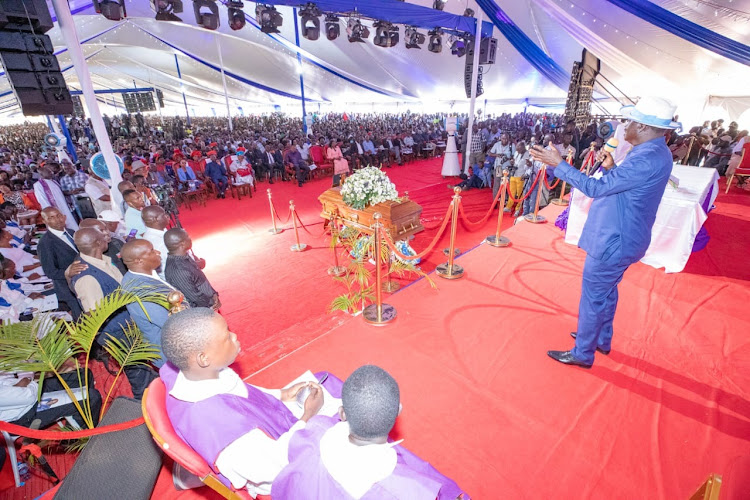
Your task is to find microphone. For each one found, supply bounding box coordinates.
[591,138,619,171]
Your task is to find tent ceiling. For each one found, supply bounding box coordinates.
[0,0,747,122]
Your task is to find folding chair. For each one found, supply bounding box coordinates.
[725,147,750,193]
[141,379,253,500]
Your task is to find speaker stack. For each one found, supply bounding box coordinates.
[0,0,74,116]
[464,37,497,98]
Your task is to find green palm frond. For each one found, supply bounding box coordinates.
[389,260,437,289]
[0,316,79,373]
[102,322,162,368]
[329,294,356,313]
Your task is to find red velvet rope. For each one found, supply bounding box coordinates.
[700,147,733,157]
[382,202,453,260]
[0,417,145,440]
[457,186,503,231]
[505,170,542,203]
[544,173,561,190]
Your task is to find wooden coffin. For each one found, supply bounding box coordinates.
[319,187,424,241]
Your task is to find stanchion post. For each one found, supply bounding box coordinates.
[486,170,511,247]
[683,135,695,165]
[437,188,465,279]
[327,211,346,277]
[524,166,547,224]
[289,201,308,252]
[363,213,396,325]
[551,151,573,206]
[267,189,282,234]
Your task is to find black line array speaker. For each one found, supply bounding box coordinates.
[464,37,485,99]
[0,0,73,116]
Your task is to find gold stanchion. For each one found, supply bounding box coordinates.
[167,290,187,314]
[363,213,396,325]
[486,170,511,247]
[381,251,400,293]
[683,135,696,165]
[524,165,547,224]
[267,189,282,235]
[551,150,573,206]
[289,200,307,252]
[436,187,464,279]
[327,211,346,277]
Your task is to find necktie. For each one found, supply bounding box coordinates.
[64,231,78,251]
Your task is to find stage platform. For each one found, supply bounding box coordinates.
[4,160,749,499]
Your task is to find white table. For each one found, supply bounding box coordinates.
[565,165,719,273]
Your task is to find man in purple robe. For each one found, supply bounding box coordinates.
[159,307,326,497]
[273,365,469,499]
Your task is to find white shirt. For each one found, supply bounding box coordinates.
[732,136,746,154]
[169,368,301,498]
[141,227,168,279]
[0,247,42,278]
[0,377,38,422]
[84,177,112,216]
[319,421,402,499]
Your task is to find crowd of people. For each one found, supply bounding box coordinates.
[0,108,747,498]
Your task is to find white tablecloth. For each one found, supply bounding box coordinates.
[565,165,719,273]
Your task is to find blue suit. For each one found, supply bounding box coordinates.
[121,271,173,368]
[552,136,672,364]
[205,160,228,195]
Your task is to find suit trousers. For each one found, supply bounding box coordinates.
[571,254,630,365]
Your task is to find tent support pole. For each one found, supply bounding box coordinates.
[57,115,78,162]
[463,9,484,175]
[215,34,232,132]
[50,0,122,213]
[293,8,308,134]
[174,54,191,127]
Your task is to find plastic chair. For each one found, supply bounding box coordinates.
[725,147,750,193]
[141,379,251,500]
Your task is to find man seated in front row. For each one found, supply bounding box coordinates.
[273,365,468,500]
[159,307,326,497]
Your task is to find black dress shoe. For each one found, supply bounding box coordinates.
[547,350,592,368]
[569,332,611,355]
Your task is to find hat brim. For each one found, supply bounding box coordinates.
[621,105,682,130]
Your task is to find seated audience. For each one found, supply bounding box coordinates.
[123,189,147,238]
[164,228,220,309]
[141,205,170,279]
[159,307,326,496]
[205,151,228,198]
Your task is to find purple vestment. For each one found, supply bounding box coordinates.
[272,415,468,500]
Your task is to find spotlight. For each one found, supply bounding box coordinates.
[433,0,446,10]
[226,0,245,30]
[326,15,341,41]
[299,3,322,41]
[92,0,127,21]
[405,26,425,49]
[150,0,183,22]
[193,0,219,30]
[346,18,369,43]
[373,21,399,48]
[463,8,475,17]
[428,28,442,53]
[450,36,466,57]
[255,4,283,33]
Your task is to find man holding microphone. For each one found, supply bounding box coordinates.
[529,97,680,368]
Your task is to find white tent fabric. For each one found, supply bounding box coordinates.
[0,0,749,126]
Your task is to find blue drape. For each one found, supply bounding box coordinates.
[475,0,569,90]
[605,0,750,66]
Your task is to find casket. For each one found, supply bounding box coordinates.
[319,187,424,241]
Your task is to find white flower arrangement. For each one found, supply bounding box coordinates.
[340,167,399,210]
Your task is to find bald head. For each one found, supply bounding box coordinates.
[164,228,189,253]
[142,205,168,230]
[74,227,106,256]
[118,180,135,193]
[41,207,66,231]
[79,218,105,230]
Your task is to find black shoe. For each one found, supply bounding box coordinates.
[547,350,592,368]
[298,182,304,187]
[569,332,611,355]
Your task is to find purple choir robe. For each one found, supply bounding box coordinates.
[272,415,469,500]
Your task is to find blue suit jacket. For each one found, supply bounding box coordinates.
[553,136,672,265]
[205,161,227,181]
[121,271,171,367]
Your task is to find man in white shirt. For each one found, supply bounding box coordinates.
[141,205,170,278]
[160,308,325,497]
[122,189,147,238]
[84,170,112,216]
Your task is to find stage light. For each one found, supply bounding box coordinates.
[299,3,322,41]
[193,0,219,30]
[92,0,127,21]
[150,0,183,22]
[428,29,442,53]
[373,21,399,48]
[227,0,245,30]
[346,18,369,43]
[433,0,446,10]
[326,15,341,40]
[450,36,466,57]
[405,26,425,49]
[463,8,475,17]
[255,4,283,33]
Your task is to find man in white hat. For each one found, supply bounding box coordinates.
[529,96,681,368]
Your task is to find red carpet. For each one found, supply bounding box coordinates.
[4,161,749,499]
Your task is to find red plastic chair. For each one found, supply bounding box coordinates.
[310,145,334,176]
[141,379,253,500]
[726,145,750,193]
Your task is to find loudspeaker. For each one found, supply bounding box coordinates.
[479,37,496,65]
[0,0,54,33]
[155,89,164,108]
[0,30,73,116]
[464,39,485,98]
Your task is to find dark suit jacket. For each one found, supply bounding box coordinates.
[37,229,82,318]
[205,161,227,181]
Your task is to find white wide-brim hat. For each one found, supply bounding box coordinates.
[620,96,682,130]
[98,209,122,223]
